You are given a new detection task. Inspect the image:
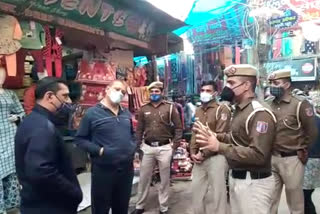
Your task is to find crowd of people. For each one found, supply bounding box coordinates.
[11,63,320,214]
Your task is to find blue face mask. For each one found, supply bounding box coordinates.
[150,94,161,102]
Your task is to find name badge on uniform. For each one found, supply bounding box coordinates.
[145,112,151,115]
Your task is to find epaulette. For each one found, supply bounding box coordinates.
[163,100,174,105]
[291,93,307,102]
[264,96,275,104]
[140,103,150,108]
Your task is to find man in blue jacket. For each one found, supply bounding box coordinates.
[15,77,82,214]
[75,80,136,214]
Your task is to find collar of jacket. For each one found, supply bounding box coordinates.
[97,102,124,114]
[148,99,167,108]
[201,100,218,110]
[33,104,56,121]
[237,96,255,110]
[280,92,292,103]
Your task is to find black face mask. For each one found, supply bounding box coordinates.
[220,82,245,102]
[220,87,235,102]
[53,96,75,126]
[270,86,285,99]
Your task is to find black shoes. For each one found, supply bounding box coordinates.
[160,211,168,214]
[131,209,144,214]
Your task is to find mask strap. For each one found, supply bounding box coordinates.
[232,81,246,90]
[50,94,63,110]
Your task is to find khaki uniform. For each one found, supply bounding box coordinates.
[135,100,182,212]
[190,101,231,214]
[217,98,277,214]
[268,93,318,214]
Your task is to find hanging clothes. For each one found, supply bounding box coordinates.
[4,48,44,89]
[292,30,304,57]
[281,32,293,57]
[128,87,149,111]
[273,33,282,59]
[0,173,20,213]
[0,15,23,77]
[42,26,63,77]
[303,40,316,54]
[23,84,37,115]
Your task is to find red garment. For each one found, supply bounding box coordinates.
[23,84,36,114]
[42,26,63,77]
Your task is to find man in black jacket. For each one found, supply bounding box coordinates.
[15,77,82,214]
[75,80,136,214]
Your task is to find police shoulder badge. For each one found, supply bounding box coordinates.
[305,107,314,117]
[256,121,268,133]
[221,113,228,121]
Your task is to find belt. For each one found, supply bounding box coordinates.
[231,170,272,180]
[274,151,297,157]
[145,140,170,147]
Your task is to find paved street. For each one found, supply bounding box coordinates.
[77,181,320,214]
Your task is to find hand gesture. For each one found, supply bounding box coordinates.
[193,121,220,152]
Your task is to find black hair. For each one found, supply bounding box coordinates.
[201,80,218,91]
[35,77,68,100]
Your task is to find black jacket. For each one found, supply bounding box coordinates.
[75,103,136,166]
[15,105,82,214]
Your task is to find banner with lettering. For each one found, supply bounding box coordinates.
[0,0,155,41]
[264,0,320,22]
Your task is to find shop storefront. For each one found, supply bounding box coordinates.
[0,0,184,212]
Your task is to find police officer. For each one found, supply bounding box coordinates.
[132,81,183,214]
[267,69,318,214]
[190,80,231,214]
[194,64,277,214]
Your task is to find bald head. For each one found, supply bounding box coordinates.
[106,80,127,96]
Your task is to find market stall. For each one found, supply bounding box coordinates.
[0,0,185,212]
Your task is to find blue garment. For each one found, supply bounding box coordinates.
[308,116,320,158]
[15,105,82,214]
[75,103,136,166]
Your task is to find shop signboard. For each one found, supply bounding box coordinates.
[264,0,320,22]
[289,0,320,21]
[264,58,318,81]
[268,9,299,29]
[0,0,155,41]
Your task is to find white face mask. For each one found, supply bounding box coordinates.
[200,92,213,103]
[108,90,124,104]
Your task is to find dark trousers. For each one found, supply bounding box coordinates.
[304,189,317,214]
[91,162,134,214]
